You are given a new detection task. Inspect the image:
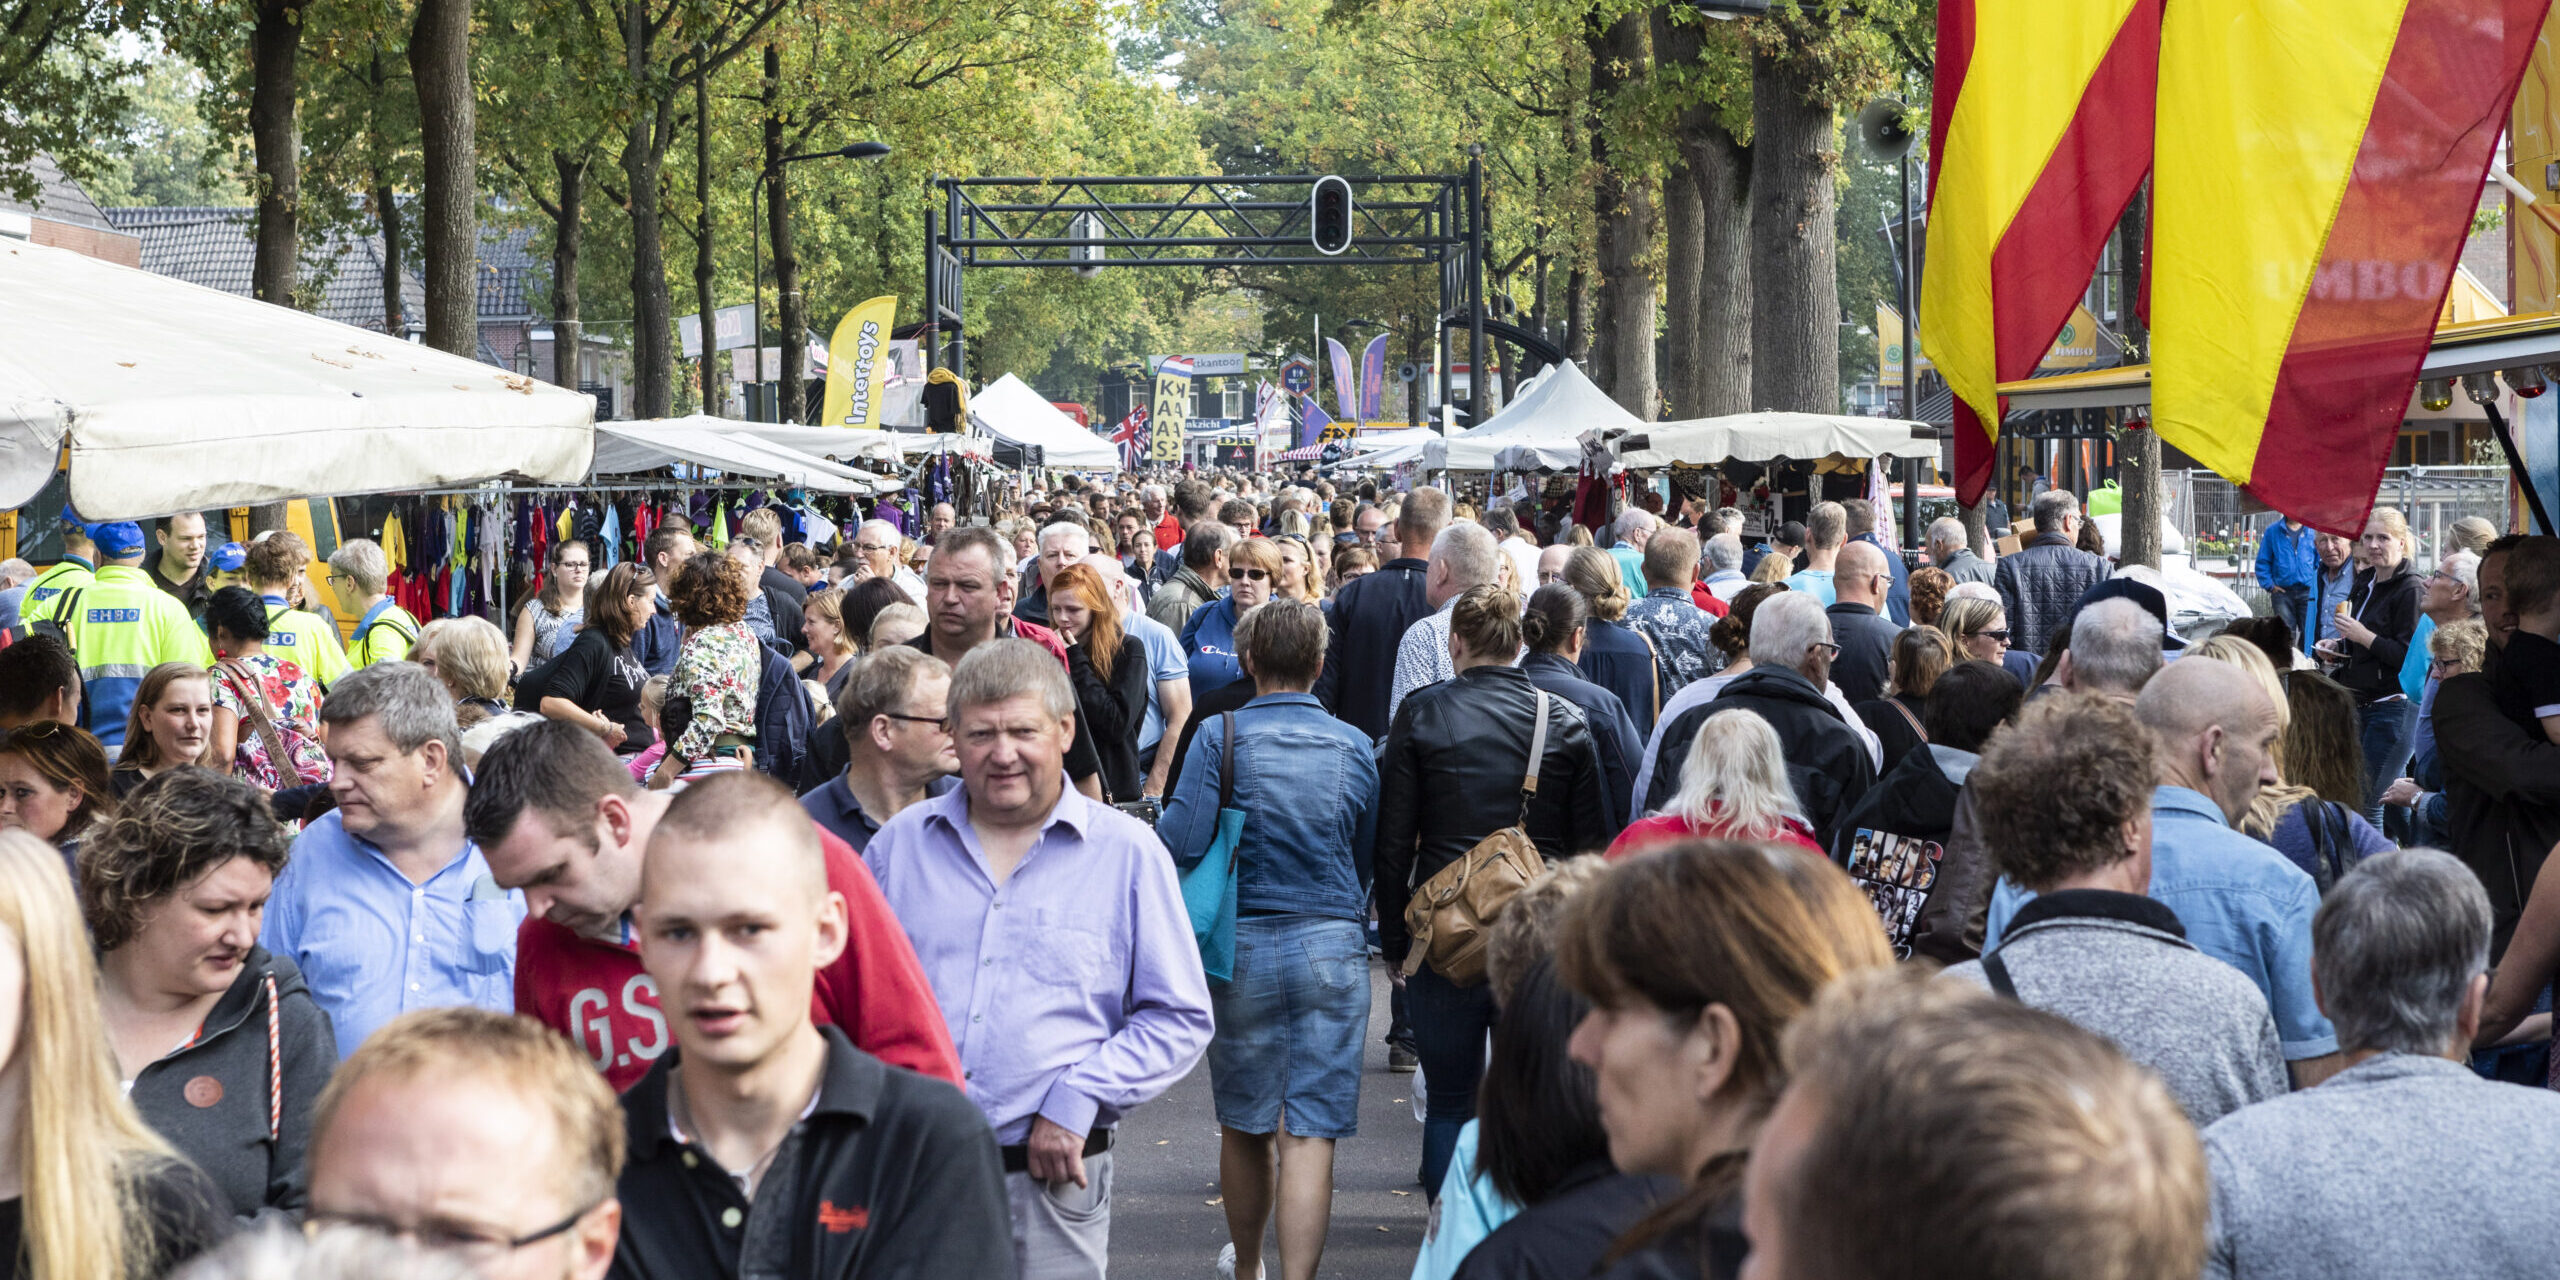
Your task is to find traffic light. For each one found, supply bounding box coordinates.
[1310,175,1353,256]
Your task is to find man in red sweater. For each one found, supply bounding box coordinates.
[463,720,960,1092]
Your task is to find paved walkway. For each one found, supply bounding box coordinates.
[1113,961,1432,1279]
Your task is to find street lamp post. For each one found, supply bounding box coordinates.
[752,140,891,422]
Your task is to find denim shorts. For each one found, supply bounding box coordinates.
[1208,913,1370,1139]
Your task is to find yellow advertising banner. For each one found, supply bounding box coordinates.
[2041,304,2107,369]
[1877,305,1933,387]
[819,296,898,428]
[1150,359,1192,465]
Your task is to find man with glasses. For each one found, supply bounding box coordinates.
[611,773,1011,1280]
[803,647,961,850]
[849,519,927,604]
[325,538,421,668]
[306,1007,624,1280]
[464,719,961,1094]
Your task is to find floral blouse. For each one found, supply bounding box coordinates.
[212,653,330,790]
[668,622,761,763]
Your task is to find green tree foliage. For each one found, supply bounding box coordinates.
[81,55,252,208]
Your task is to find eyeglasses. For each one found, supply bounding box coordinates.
[884,713,949,731]
[306,1200,600,1263]
[1809,642,1841,657]
[557,562,590,571]
[1235,568,1271,581]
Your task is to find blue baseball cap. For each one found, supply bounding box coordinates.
[209,542,248,573]
[87,521,147,558]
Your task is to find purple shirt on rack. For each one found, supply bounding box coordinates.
[860,777,1212,1143]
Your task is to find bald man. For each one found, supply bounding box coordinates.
[1826,541,1900,705]
[1985,659,2342,1086]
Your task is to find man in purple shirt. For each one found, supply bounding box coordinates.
[861,638,1213,1280]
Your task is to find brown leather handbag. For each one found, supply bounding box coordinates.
[1401,690,1552,986]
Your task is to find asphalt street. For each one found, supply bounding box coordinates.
[1112,959,1432,1280]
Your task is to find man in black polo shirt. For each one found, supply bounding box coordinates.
[612,773,1010,1280]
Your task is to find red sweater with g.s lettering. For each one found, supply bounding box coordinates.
[512,827,963,1092]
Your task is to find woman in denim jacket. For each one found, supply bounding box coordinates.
[1160,599,1379,1280]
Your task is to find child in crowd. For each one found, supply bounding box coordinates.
[627,676,673,783]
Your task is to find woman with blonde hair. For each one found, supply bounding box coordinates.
[1607,710,1822,859]
[2325,505,2421,824]
[113,664,214,798]
[800,587,860,702]
[1560,546,1661,738]
[418,615,512,722]
[0,828,230,1276]
[1271,534,1327,604]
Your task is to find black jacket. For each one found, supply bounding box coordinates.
[2333,559,2421,703]
[128,946,336,1221]
[2435,660,2560,958]
[1451,1160,1675,1280]
[1317,556,1432,738]
[1829,743,1985,964]
[1644,665,1875,850]
[1520,652,1641,832]
[1826,601,1900,706]
[1854,693,1928,779]
[1068,634,1149,802]
[1993,532,2106,658]
[1377,665,1611,967]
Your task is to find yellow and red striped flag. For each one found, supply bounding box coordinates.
[1923,0,2162,506]
[2151,0,2548,534]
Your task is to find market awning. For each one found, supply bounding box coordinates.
[0,238,593,520]
[1995,312,2560,414]
[1609,413,1935,469]
[592,418,896,494]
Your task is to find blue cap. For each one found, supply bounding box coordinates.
[209,542,248,573]
[87,522,146,558]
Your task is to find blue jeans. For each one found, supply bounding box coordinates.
[2271,586,2310,655]
[2357,698,2418,828]
[1406,964,1495,1197]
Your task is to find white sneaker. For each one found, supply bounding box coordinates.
[1214,1242,1237,1280]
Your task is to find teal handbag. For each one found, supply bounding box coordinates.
[1178,713,1245,984]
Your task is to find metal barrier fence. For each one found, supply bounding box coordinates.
[2214,466,2511,590]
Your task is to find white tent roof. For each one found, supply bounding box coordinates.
[0,239,591,520]
[969,373,1117,469]
[1423,361,1639,471]
[1610,413,1934,468]
[592,418,895,494]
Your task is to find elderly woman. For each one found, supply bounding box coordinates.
[2325,507,2423,824]
[1907,565,1954,628]
[1608,710,1822,859]
[2386,618,2489,847]
[84,768,335,1220]
[419,615,513,722]
[651,550,764,787]
[1182,536,1279,696]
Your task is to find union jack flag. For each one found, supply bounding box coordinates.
[1111,404,1150,468]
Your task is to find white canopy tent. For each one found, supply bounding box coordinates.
[591,418,897,494]
[1420,360,1639,472]
[969,373,1117,469]
[0,239,592,520]
[1608,413,1934,469]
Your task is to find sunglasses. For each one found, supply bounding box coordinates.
[1976,629,2012,643]
[1236,568,1271,581]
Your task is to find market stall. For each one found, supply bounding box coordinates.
[0,238,592,520]
[590,419,899,493]
[1419,360,1637,472]
[969,373,1117,470]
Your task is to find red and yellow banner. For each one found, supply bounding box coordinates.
[2151,0,2547,534]
[1924,0,2160,506]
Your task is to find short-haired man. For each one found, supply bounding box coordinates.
[2254,511,2319,651]
[1147,522,1231,632]
[2431,536,2560,956]
[242,535,354,691]
[848,519,927,604]
[326,538,421,668]
[262,664,525,1057]
[149,510,212,616]
[1950,694,2288,1125]
[2201,848,2560,1278]
[55,520,214,746]
[1839,497,1911,624]
[1927,515,1995,587]
[906,528,1098,800]
[1822,541,1900,705]
[2056,597,2163,701]
[1830,659,2022,962]
[1987,657,2343,1085]
[0,633,80,730]
[1783,501,1847,606]
[634,525,696,676]
[1698,532,1750,604]
[14,516,95,631]
[803,647,960,849]
[1624,526,1721,692]
[738,507,809,609]
[465,719,960,1093]
[611,774,1011,1280]
[1741,970,2207,1280]
[863,640,1214,1278]
[1641,591,1876,846]
[1319,486,1450,736]
[1386,522,1503,721]
[927,502,957,545]
[307,1009,624,1280]
[1014,522,1093,627]
[1149,482,1216,586]
[1607,507,1657,602]
[1994,488,2107,659]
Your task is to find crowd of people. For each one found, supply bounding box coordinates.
[0,469,2554,1280]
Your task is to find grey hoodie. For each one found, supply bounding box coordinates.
[128,946,336,1221]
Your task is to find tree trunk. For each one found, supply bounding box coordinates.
[551,152,585,391]
[1748,43,1842,414]
[411,0,476,358]
[248,0,301,309]
[2113,191,2160,568]
[1565,266,1591,365]
[692,71,721,415]
[1661,154,1704,417]
[1588,8,1655,418]
[1688,123,1753,415]
[1962,497,1992,558]
[374,180,402,334]
[763,45,808,424]
[623,6,673,419]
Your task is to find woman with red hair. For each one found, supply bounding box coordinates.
[1049,562,1150,802]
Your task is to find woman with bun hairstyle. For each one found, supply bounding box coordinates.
[1517,585,1642,832]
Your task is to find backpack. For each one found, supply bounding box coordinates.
[751,645,811,784]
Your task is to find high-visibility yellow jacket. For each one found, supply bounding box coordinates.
[259,595,354,690]
[64,565,215,749]
[345,599,419,668]
[16,557,95,627]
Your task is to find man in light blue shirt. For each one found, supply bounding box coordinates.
[1984,657,2343,1081]
[863,638,1212,1279]
[1608,507,1657,603]
[261,664,524,1059]
[1784,501,1846,606]
[2309,531,2355,652]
